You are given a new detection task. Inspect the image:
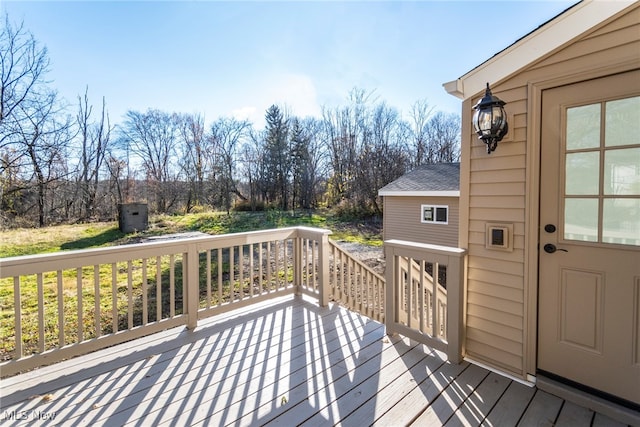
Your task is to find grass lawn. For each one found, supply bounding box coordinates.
[0,209,382,258]
[0,209,382,362]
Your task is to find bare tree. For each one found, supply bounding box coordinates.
[11,90,73,226]
[355,102,408,214]
[177,113,207,212]
[120,109,181,213]
[0,13,53,225]
[289,117,327,210]
[408,99,435,167]
[425,111,461,163]
[207,117,250,213]
[75,87,112,220]
[321,87,378,207]
[0,14,49,148]
[238,128,266,211]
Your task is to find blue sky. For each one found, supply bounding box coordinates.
[3,1,577,127]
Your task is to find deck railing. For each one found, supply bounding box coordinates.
[0,227,331,377]
[328,240,385,322]
[384,239,467,363]
[0,228,467,378]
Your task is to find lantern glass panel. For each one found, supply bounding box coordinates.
[474,109,493,135]
[493,106,506,132]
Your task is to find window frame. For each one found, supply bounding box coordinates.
[421,204,449,225]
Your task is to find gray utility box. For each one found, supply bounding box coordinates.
[118,203,148,233]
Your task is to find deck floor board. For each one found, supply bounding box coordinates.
[0,295,634,426]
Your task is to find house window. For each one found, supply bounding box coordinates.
[421,205,448,224]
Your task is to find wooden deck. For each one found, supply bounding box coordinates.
[0,295,632,426]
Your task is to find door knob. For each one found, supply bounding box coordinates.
[544,224,556,233]
[544,243,568,253]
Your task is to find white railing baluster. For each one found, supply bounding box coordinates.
[217,248,223,305]
[13,277,22,359]
[128,260,133,328]
[186,245,198,329]
[419,260,425,334]
[238,245,243,298]
[266,242,271,293]
[283,240,288,290]
[275,241,280,290]
[155,257,162,321]
[77,268,83,342]
[258,243,263,293]
[432,262,439,338]
[331,245,337,299]
[182,253,187,314]
[312,239,317,292]
[142,259,148,326]
[57,271,64,346]
[169,255,175,317]
[112,263,118,333]
[229,246,234,300]
[94,265,101,336]
[37,273,44,353]
[249,244,254,298]
[206,250,212,308]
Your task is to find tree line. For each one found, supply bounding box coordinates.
[0,14,460,228]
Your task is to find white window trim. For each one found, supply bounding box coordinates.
[421,204,449,225]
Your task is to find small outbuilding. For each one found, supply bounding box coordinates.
[378,162,459,247]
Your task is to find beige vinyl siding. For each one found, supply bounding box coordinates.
[459,4,640,379]
[383,196,459,247]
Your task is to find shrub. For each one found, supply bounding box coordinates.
[233,200,266,212]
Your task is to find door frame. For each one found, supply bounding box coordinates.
[524,60,640,379]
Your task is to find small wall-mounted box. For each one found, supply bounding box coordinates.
[485,222,514,252]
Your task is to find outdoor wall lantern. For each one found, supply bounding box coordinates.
[472,83,508,154]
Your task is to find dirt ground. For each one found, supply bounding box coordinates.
[333,241,386,276]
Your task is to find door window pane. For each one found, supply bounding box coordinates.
[605,96,640,147]
[604,148,640,195]
[603,199,640,246]
[567,104,600,150]
[564,199,598,242]
[566,152,599,195]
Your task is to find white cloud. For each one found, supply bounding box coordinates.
[266,73,322,119]
[232,106,259,122]
[228,72,322,129]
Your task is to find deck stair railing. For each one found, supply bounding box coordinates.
[327,240,385,323]
[384,239,467,363]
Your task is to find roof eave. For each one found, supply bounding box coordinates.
[443,0,636,101]
[378,190,460,197]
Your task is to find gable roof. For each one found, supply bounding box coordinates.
[378,162,460,197]
[443,0,636,101]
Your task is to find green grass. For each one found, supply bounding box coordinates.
[0,223,124,257]
[0,209,382,362]
[0,209,382,258]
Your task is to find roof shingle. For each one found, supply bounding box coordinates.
[378,162,459,194]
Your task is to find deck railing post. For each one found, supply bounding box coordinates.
[384,244,396,336]
[446,252,467,363]
[186,243,199,329]
[318,232,330,306]
[294,236,302,295]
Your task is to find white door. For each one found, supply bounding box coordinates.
[538,70,640,407]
